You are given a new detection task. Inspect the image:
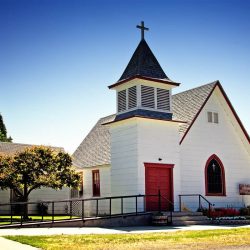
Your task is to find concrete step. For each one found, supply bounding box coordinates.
[163,211,203,217]
[173,219,211,226]
[162,211,211,226]
[172,215,208,221]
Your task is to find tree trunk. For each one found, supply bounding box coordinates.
[22,184,29,221]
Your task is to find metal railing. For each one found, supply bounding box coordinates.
[158,190,174,224]
[178,194,214,217]
[0,192,173,227]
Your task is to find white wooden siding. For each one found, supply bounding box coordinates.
[137,118,181,211]
[110,117,181,212]
[0,188,70,215]
[0,190,11,214]
[180,88,250,209]
[81,165,111,216]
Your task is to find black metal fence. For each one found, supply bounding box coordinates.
[0,192,173,227]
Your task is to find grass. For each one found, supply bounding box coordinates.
[5,228,250,250]
[0,215,79,225]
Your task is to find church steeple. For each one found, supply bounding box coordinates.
[108,22,180,122]
[119,39,169,81]
[118,21,170,82]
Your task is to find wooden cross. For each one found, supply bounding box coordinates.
[136,21,149,40]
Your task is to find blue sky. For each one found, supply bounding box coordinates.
[0,0,249,153]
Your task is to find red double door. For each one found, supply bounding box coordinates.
[145,163,174,211]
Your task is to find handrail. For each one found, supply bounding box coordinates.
[178,194,214,217]
[158,192,173,224]
[0,192,174,227]
[0,194,147,206]
[160,194,174,207]
[199,194,214,206]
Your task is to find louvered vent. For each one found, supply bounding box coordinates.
[157,88,170,110]
[128,86,137,109]
[118,90,126,112]
[141,85,155,109]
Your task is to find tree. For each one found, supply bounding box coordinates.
[0,146,80,219]
[0,113,12,142]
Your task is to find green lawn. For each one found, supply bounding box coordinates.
[5,228,250,250]
[0,215,79,225]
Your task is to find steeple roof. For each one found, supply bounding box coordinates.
[119,39,170,81]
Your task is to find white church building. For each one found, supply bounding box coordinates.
[73,22,250,215]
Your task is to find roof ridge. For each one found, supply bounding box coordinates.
[173,81,218,97]
[0,141,64,150]
[0,141,36,147]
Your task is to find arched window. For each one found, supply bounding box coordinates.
[205,155,226,196]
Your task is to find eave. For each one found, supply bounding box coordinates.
[108,75,181,89]
[103,115,187,125]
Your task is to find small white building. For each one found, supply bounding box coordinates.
[0,142,70,215]
[73,23,250,215]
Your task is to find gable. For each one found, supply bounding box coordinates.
[180,83,250,152]
[214,85,250,153]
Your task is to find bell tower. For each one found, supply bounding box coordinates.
[109,22,180,122]
[107,22,183,212]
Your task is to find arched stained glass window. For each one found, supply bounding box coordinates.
[205,155,226,196]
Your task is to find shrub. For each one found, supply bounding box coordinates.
[37,202,49,215]
[239,206,250,216]
[210,207,240,218]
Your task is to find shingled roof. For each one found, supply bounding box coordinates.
[72,115,115,169]
[0,142,64,155]
[72,81,217,169]
[172,81,217,134]
[119,39,170,81]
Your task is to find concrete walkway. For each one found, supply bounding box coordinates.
[0,236,39,250]
[0,224,249,236]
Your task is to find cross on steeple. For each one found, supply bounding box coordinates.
[136,21,149,40]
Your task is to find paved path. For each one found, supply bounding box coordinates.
[0,224,249,236]
[0,236,39,250]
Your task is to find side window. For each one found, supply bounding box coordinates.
[213,112,219,124]
[92,170,100,197]
[207,111,219,124]
[207,112,213,123]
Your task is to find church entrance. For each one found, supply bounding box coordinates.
[145,163,174,211]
